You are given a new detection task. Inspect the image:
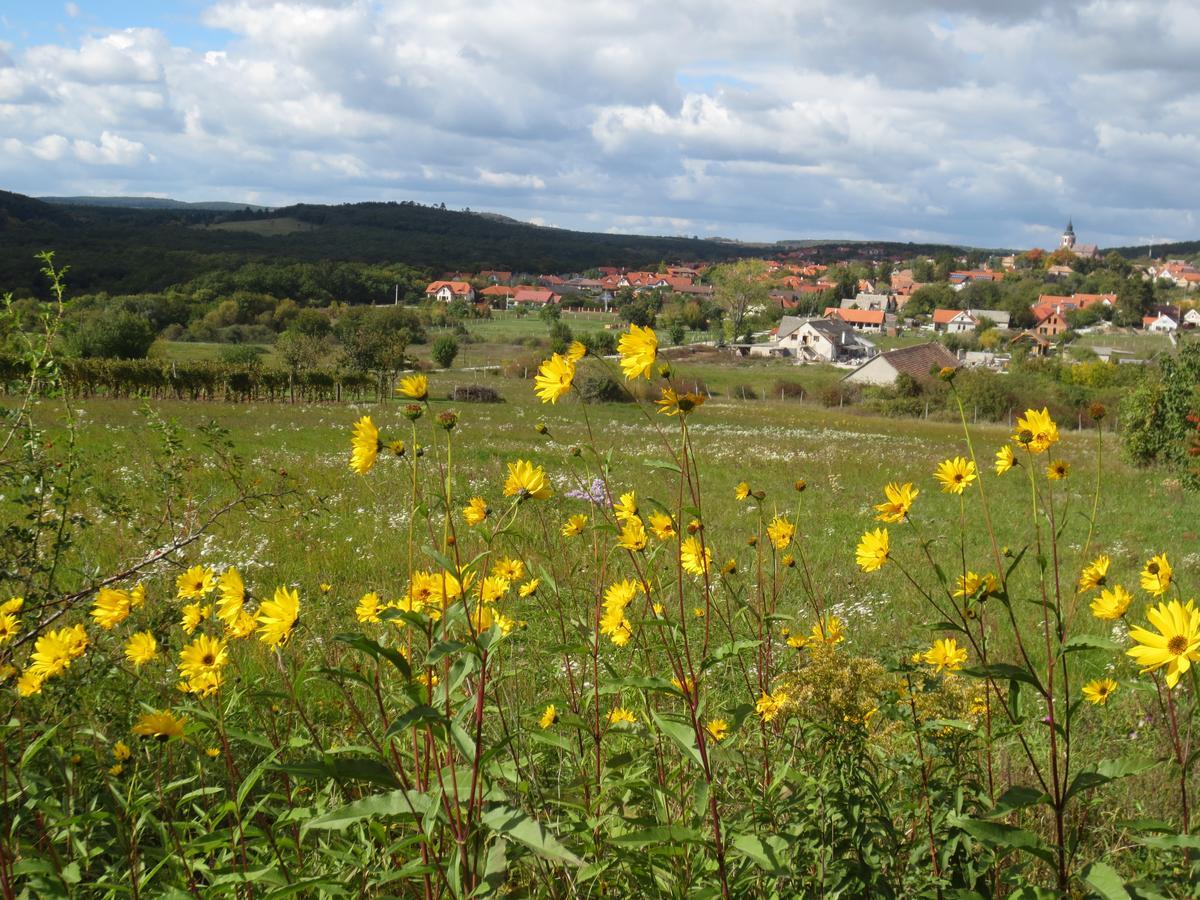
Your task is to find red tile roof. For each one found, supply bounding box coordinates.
[932,308,972,325]
[824,307,885,325]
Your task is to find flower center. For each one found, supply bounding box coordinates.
[202,653,215,666]
[1148,563,1159,575]
[1168,635,1189,656]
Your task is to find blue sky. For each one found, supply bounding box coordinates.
[2,0,1198,248]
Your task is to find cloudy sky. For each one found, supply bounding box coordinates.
[1,0,1197,248]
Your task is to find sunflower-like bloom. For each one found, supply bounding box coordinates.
[113,740,131,762]
[132,710,187,741]
[856,528,889,572]
[491,557,524,581]
[656,386,705,416]
[349,416,380,475]
[28,628,80,680]
[129,583,146,609]
[90,588,131,630]
[396,373,429,401]
[1077,555,1110,593]
[539,704,559,728]
[1,597,23,615]
[607,707,637,726]
[734,482,751,501]
[994,445,1018,475]
[215,568,246,626]
[463,497,490,526]
[519,578,539,597]
[617,324,658,380]
[355,592,382,624]
[705,719,729,742]
[1046,459,1070,480]
[953,571,1000,599]
[534,353,575,404]
[226,610,258,639]
[561,514,588,537]
[922,638,968,673]
[177,565,216,600]
[766,516,795,550]
[179,634,228,682]
[1126,599,1200,688]
[617,517,647,552]
[613,491,638,522]
[648,511,677,540]
[1140,553,1172,597]
[17,669,45,697]
[257,586,300,648]
[600,579,637,647]
[1013,407,1059,454]
[934,457,978,494]
[180,602,208,636]
[807,615,844,645]
[470,603,515,636]
[680,536,712,577]
[755,689,789,723]
[1090,585,1132,621]
[479,576,511,604]
[124,631,158,668]
[0,613,18,645]
[503,459,552,500]
[565,340,587,362]
[1082,678,1118,706]
[874,481,918,523]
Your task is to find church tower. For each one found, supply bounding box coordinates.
[1060,219,1076,250]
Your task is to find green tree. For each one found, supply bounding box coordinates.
[432,334,459,368]
[66,310,156,359]
[709,259,770,337]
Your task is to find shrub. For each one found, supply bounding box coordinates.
[578,374,632,403]
[432,334,459,368]
[449,384,503,403]
[773,380,808,401]
[66,310,157,359]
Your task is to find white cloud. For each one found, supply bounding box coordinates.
[72,131,147,165]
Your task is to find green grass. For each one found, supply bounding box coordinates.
[151,339,282,365]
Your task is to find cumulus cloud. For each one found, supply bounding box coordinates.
[0,0,1197,246]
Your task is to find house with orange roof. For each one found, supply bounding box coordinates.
[824,307,886,332]
[511,288,560,308]
[425,281,476,303]
[478,270,513,284]
[480,285,516,307]
[932,308,977,333]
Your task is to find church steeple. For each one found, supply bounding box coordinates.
[1060,219,1076,250]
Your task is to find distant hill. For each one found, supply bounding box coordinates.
[1107,240,1200,260]
[39,196,273,212]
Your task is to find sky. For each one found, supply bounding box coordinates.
[1,0,1198,249]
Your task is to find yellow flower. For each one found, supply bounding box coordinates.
[534,353,576,404]
[1082,678,1118,706]
[648,511,677,540]
[108,763,125,777]
[28,628,81,680]
[922,638,968,673]
[132,710,186,741]
[503,459,553,500]
[1140,553,1173,597]
[607,707,637,726]
[1077,555,1110,593]
[128,583,146,609]
[0,597,23,615]
[225,610,258,639]
[656,386,705,416]
[519,578,539,598]
[396,373,429,401]
[319,582,332,593]
[113,740,132,762]
[808,616,844,645]
[693,606,706,618]
[179,634,228,684]
[600,579,638,647]
[1046,459,1070,480]
[617,324,658,380]
[705,719,729,742]
[561,514,588,537]
[1013,407,1060,454]
[680,536,712,577]
[180,602,208,635]
[934,457,977,494]
[206,747,221,758]
[492,557,525,582]
[994,444,1018,475]
[1091,585,1132,621]
[479,576,511,604]
[65,624,88,658]
[874,482,919,524]
[734,482,751,501]
[124,631,158,668]
[215,567,246,626]
[617,517,647,552]
[463,497,490,526]
[755,689,789,722]
[539,704,559,728]
[388,439,406,457]
[855,528,889,572]
[349,415,380,475]
[89,588,131,630]
[257,586,300,648]
[953,571,1000,599]
[0,613,20,645]
[176,565,216,600]
[17,669,45,697]
[672,674,696,695]
[766,516,795,550]
[356,591,383,624]
[470,603,515,636]
[565,340,587,362]
[613,491,638,523]
[1127,599,1200,688]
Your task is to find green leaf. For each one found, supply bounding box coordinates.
[700,639,761,671]
[1080,861,1130,900]
[1064,756,1158,804]
[385,704,448,741]
[650,710,702,766]
[963,662,1044,694]
[643,458,682,474]
[334,632,412,679]
[610,825,705,847]
[301,789,432,835]
[20,723,61,768]
[731,833,789,875]
[1061,634,1121,654]
[990,785,1046,816]
[949,816,1056,866]
[479,805,581,866]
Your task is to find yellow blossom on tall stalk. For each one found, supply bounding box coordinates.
[180,603,209,635]
[613,491,638,522]
[356,591,382,624]
[1046,459,1070,480]
[680,535,712,577]
[226,610,258,639]
[1091,585,1132,621]
[734,482,751,501]
[519,578,539,598]
[656,386,705,416]
[856,528,890,572]
[954,571,1000,599]
[132,710,186,741]
[617,517,648,552]
[617,324,657,380]
[565,340,587,362]
[600,579,638,647]
[994,444,1018,475]
[479,576,511,604]
[349,416,380,475]
[470,604,515,636]
[113,740,131,762]
[1126,599,1200,688]
[561,514,588,537]
[1140,553,1173,597]
[176,565,216,600]
[766,516,795,550]
[179,634,228,683]
[216,567,245,626]
[607,707,637,726]
[91,588,131,630]
[705,719,729,742]
[922,638,968,673]
[1077,555,1111,593]
[648,511,677,540]
[463,497,489,526]
[934,457,977,494]
[1,597,22,615]
[1013,407,1060,454]
[396,373,428,401]
[874,482,919,523]
[124,631,158,668]
[258,586,300,647]
[503,459,553,500]
[1083,678,1118,705]
[539,704,559,728]
[28,628,81,680]
[756,689,789,722]
[533,353,575,404]
[0,613,19,645]
[129,583,146,608]
[17,670,45,697]
[492,557,525,581]
[808,616,845,645]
